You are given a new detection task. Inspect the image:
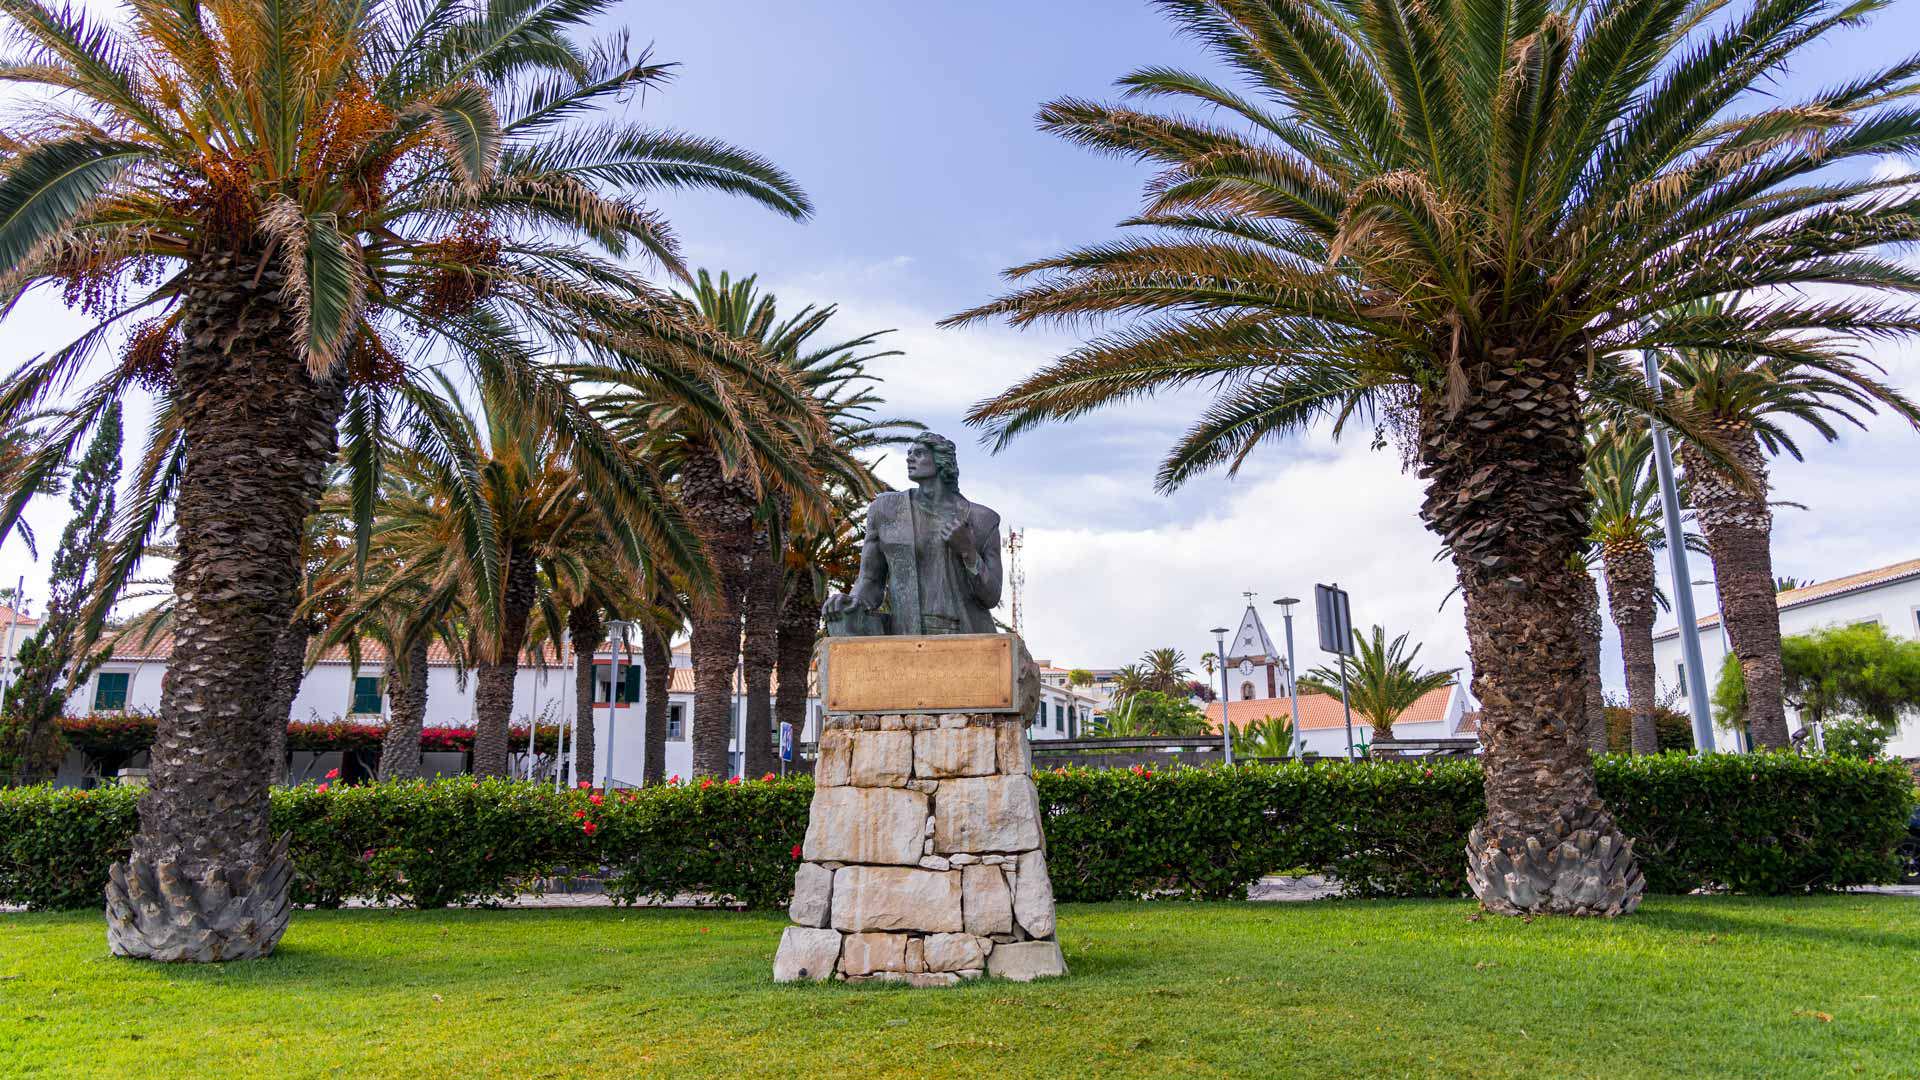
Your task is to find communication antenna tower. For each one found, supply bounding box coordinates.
[1006,528,1026,637]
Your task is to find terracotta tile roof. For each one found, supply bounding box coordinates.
[1454,709,1482,734]
[1653,556,1920,641]
[0,604,39,630]
[1203,685,1455,732]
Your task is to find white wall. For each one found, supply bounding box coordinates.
[1650,573,1920,754]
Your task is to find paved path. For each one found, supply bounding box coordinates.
[8,877,1915,914]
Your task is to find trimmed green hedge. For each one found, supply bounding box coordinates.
[2,754,1910,911]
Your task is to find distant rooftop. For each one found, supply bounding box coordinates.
[1654,556,1920,641]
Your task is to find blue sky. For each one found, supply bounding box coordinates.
[5,0,1920,692]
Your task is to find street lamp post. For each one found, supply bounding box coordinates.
[1642,350,1717,754]
[1273,598,1303,759]
[1211,627,1233,766]
[605,620,630,788]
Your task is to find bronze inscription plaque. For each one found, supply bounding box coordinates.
[823,634,1017,713]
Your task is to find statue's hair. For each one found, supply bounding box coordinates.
[913,431,960,486]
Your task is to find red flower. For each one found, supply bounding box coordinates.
[699,778,714,790]
[582,821,598,836]
[727,776,742,786]
[762,772,777,782]
[578,780,592,790]
[1423,768,1434,778]
[669,774,681,786]
[316,783,329,794]
[573,809,587,819]
[324,767,340,780]
[589,793,604,806]
[791,843,803,860]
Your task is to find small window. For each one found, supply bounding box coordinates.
[1912,607,1920,636]
[1675,662,1687,697]
[350,675,383,716]
[1240,681,1255,700]
[595,666,642,705]
[93,671,129,711]
[666,703,686,741]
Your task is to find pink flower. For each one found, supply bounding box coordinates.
[324,768,340,780]
[316,783,329,794]
[762,772,777,782]
[589,793,603,806]
[361,849,374,860]
[578,780,592,790]
[581,821,598,836]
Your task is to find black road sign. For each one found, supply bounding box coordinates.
[1314,583,1353,656]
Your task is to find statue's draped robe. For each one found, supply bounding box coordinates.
[858,490,1002,635]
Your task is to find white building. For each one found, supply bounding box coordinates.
[58,631,825,786]
[1200,602,1476,756]
[1651,556,1920,755]
[1033,663,1103,739]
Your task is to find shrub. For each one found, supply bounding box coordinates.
[1,756,1908,911]
[1603,704,1695,754]
[55,713,561,767]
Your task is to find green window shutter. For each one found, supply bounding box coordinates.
[93,672,129,711]
[351,675,383,715]
[623,666,642,705]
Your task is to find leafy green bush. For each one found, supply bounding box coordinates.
[2,755,1909,911]
[1603,704,1695,754]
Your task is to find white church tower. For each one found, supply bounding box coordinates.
[1223,599,1292,703]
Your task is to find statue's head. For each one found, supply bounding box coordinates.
[908,432,960,487]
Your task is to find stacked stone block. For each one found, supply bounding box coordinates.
[773,711,1066,985]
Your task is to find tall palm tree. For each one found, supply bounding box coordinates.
[1309,626,1458,741]
[948,0,1920,914]
[364,374,673,779]
[1140,647,1191,694]
[1658,313,1920,748]
[1586,423,1673,754]
[588,272,848,777]
[0,0,808,959]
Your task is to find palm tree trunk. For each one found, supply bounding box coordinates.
[680,449,755,778]
[775,570,819,751]
[1602,541,1661,754]
[377,636,431,781]
[1574,567,1608,756]
[472,550,535,778]
[640,617,671,784]
[567,603,605,785]
[1681,433,1789,748]
[260,617,310,785]
[1418,359,1643,916]
[106,250,344,961]
[740,519,780,780]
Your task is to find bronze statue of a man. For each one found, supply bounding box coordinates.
[825,432,1002,636]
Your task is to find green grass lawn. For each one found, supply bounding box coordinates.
[4,896,1918,1078]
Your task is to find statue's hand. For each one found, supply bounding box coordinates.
[938,514,976,559]
[824,592,854,615]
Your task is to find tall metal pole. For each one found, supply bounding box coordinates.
[606,622,626,788]
[1211,627,1234,765]
[553,662,568,792]
[1275,598,1303,760]
[1337,655,1356,760]
[1642,350,1717,753]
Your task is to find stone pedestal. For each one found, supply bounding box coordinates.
[773,710,1066,985]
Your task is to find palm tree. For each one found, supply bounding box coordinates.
[1232,713,1295,759]
[1108,664,1149,704]
[947,0,1920,915]
[368,374,675,780]
[1309,627,1457,742]
[1586,423,1675,754]
[589,271,888,776]
[1140,647,1191,694]
[0,0,809,958]
[1658,318,1920,749]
